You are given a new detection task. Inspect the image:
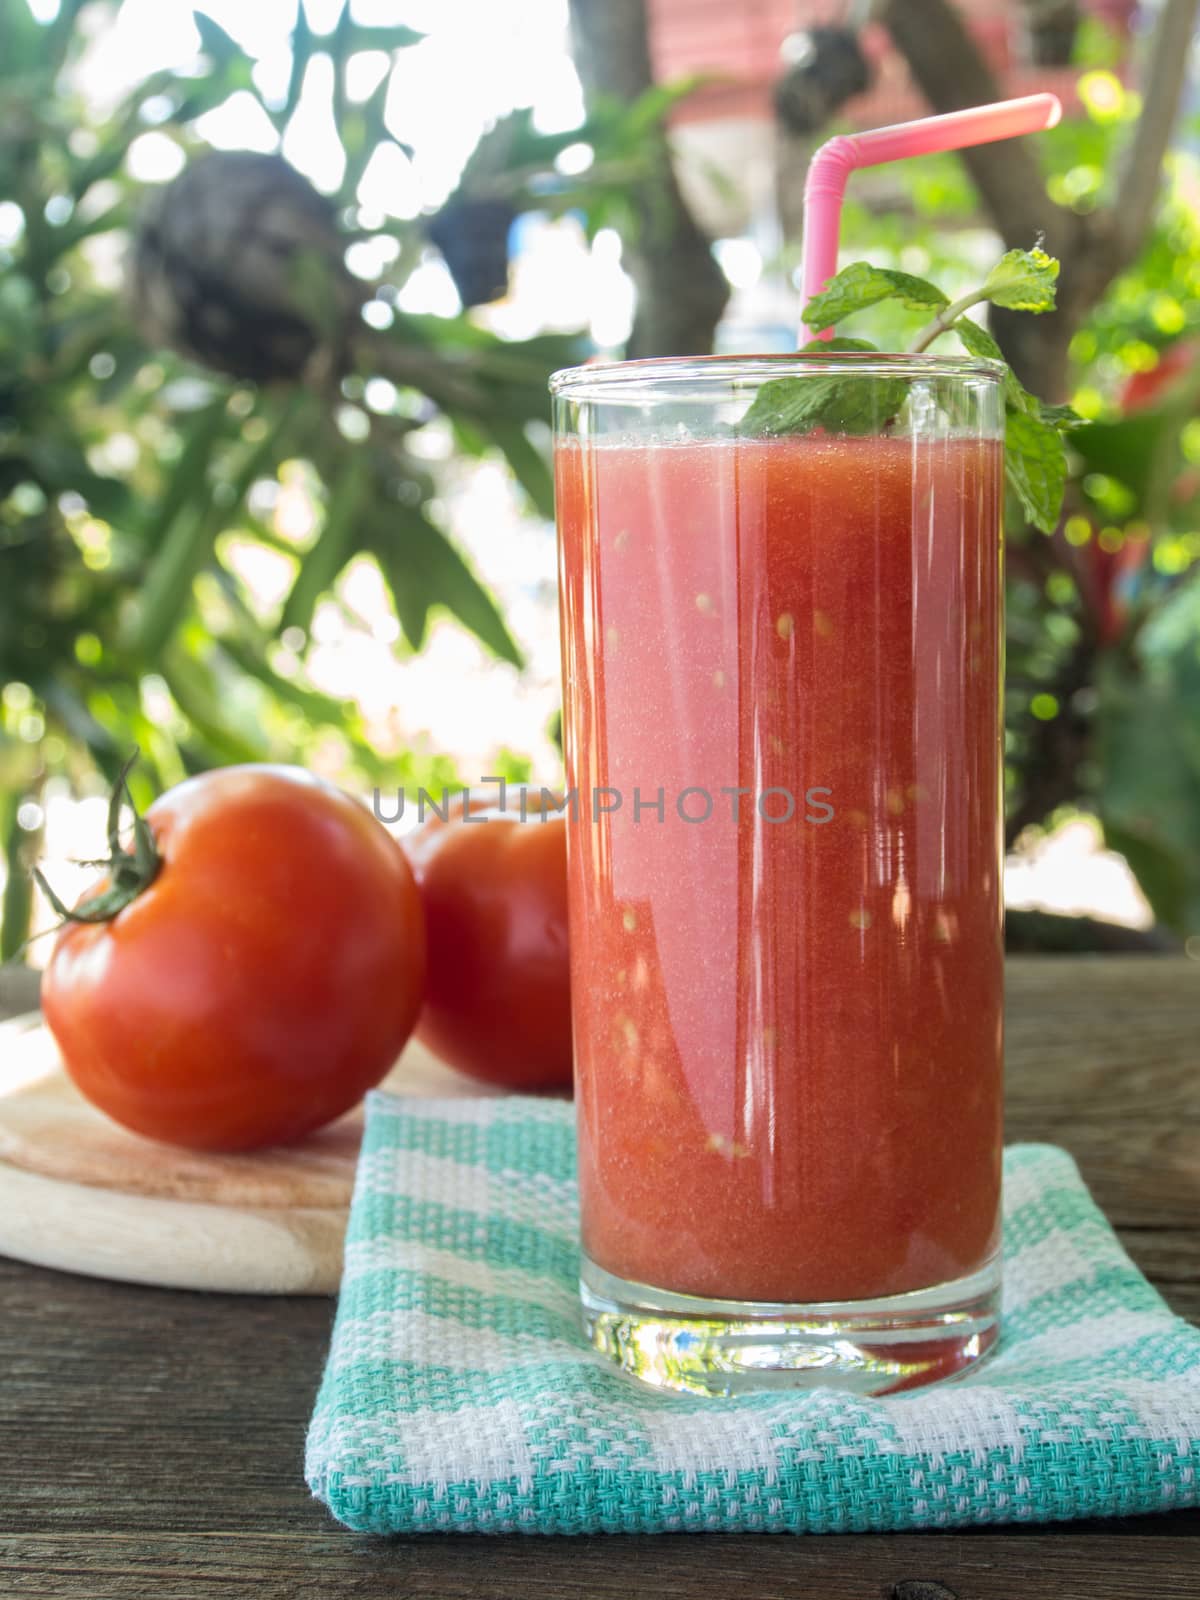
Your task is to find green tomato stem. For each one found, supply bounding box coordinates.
[34,750,161,927]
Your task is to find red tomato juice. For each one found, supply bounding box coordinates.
[555,430,1004,1305]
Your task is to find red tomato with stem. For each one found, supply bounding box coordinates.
[41,764,425,1151]
[404,797,572,1090]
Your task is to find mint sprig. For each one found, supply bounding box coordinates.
[742,247,1080,535]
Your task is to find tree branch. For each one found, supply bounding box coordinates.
[878,0,1063,251]
[567,0,729,357]
[1110,0,1200,270]
[880,0,1200,398]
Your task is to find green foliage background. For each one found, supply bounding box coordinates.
[0,0,597,955]
[807,36,1200,941]
[2,1,1200,954]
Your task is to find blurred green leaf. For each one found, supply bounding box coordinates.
[159,645,268,765]
[25,437,132,523]
[338,62,394,200]
[174,58,259,121]
[0,793,36,962]
[449,417,489,457]
[1097,628,1200,935]
[478,419,554,518]
[122,397,229,658]
[38,681,122,768]
[192,12,244,69]
[371,507,522,666]
[216,636,396,784]
[282,3,318,129]
[139,398,229,547]
[338,19,425,53]
[1070,413,1171,510]
[626,74,710,134]
[128,502,215,660]
[129,398,297,658]
[280,452,369,635]
[0,3,44,78]
[219,636,351,727]
[48,199,135,263]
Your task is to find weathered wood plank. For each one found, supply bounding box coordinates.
[4,1526,1200,1600]
[3,957,1199,1598]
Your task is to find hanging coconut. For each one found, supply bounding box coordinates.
[1024,0,1080,67]
[426,197,516,309]
[129,151,359,384]
[774,26,872,137]
[425,112,525,309]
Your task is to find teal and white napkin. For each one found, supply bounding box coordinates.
[306,1091,1200,1534]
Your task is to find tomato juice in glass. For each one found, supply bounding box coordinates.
[552,356,1005,1395]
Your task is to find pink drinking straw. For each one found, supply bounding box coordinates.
[800,93,1063,341]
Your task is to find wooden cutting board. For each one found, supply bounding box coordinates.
[0,1014,498,1296]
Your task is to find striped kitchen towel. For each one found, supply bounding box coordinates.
[306,1092,1200,1534]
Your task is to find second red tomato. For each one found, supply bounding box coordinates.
[404,802,572,1090]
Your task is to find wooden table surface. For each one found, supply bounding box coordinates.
[3,956,1199,1599]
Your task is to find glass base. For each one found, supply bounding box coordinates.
[581,1253,1001,1397]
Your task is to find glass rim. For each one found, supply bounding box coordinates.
[549,350,1006,401]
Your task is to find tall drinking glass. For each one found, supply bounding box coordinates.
[551,355,1005,1396]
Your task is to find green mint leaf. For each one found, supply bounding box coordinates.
[741,369,908,437]
[953,316,1037,412]
[1005,405,1068,534]
[952,315,1004,365]
[802,262,948,331]
[933,301,1076,533]
[981,247,1059,313]
[1038,400,1085,430]
[800,336,880,352]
